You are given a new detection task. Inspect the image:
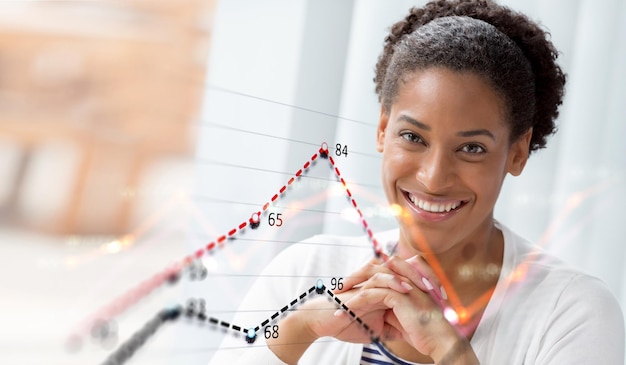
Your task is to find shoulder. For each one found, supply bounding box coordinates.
[495,223,625,363]
[536,272,625,363]
[500,223,622,317]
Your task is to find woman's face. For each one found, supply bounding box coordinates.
[377,67,531,255]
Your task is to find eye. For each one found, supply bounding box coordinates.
[459,143,486,154]
[400,131,425,145]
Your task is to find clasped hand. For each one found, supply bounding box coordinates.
[306,255,461,359]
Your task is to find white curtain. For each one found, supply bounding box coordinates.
[494,0,626,306]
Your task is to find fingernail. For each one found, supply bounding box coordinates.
[407,255,420,264]
[407,256,423,273]
[440,286,448,300]
[400,281,413,291]
[421,277,434,291]
[334,309,344,317]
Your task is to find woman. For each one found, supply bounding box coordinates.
[210,1,624,364]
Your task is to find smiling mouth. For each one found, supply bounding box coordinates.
[405,192,466,213]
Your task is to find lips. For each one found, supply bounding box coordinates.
[404,191,466,214]
[407,194,462,213]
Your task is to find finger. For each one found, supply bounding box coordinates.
[386,255,443,297]
[340,287,401,318]
[384,310,402,330]
[382,311,408,342]
[379,321,404,342]
[360,272,413,294]
[407,255,440,288]
[336,257,386,293]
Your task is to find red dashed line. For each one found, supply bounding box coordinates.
[197,143,381,257]
[326,150,383,257]
[71,143,386,342]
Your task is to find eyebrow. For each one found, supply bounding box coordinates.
[456,129,496,141]
[397,114,496,141]
[397,115,430,131]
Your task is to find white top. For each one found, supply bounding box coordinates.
[208,223,625,364]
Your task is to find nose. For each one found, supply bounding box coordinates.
[416,147,455,192]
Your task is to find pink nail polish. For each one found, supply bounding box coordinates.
[401,281,413,291]
[421,276,434,291]
[407,255,421,267]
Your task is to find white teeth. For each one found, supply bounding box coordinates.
[407,193,461,213]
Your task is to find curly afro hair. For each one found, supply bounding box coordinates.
[374,0,566,153]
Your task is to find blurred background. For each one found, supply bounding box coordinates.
[0,0,624,364]
[0,1,217,364]
[0,0,211,234]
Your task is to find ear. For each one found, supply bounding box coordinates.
[507,128,533,176]
[376,107,389,153]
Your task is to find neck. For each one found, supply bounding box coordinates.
[385,219,504,362]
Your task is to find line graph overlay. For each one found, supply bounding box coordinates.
[61,133,614,364]
[69,143,387,350]
[102,280,380,365]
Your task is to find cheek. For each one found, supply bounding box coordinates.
[380,153,396,194]
[381,146,411,178]
[380,146,409,194]
[461,159,507,203]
